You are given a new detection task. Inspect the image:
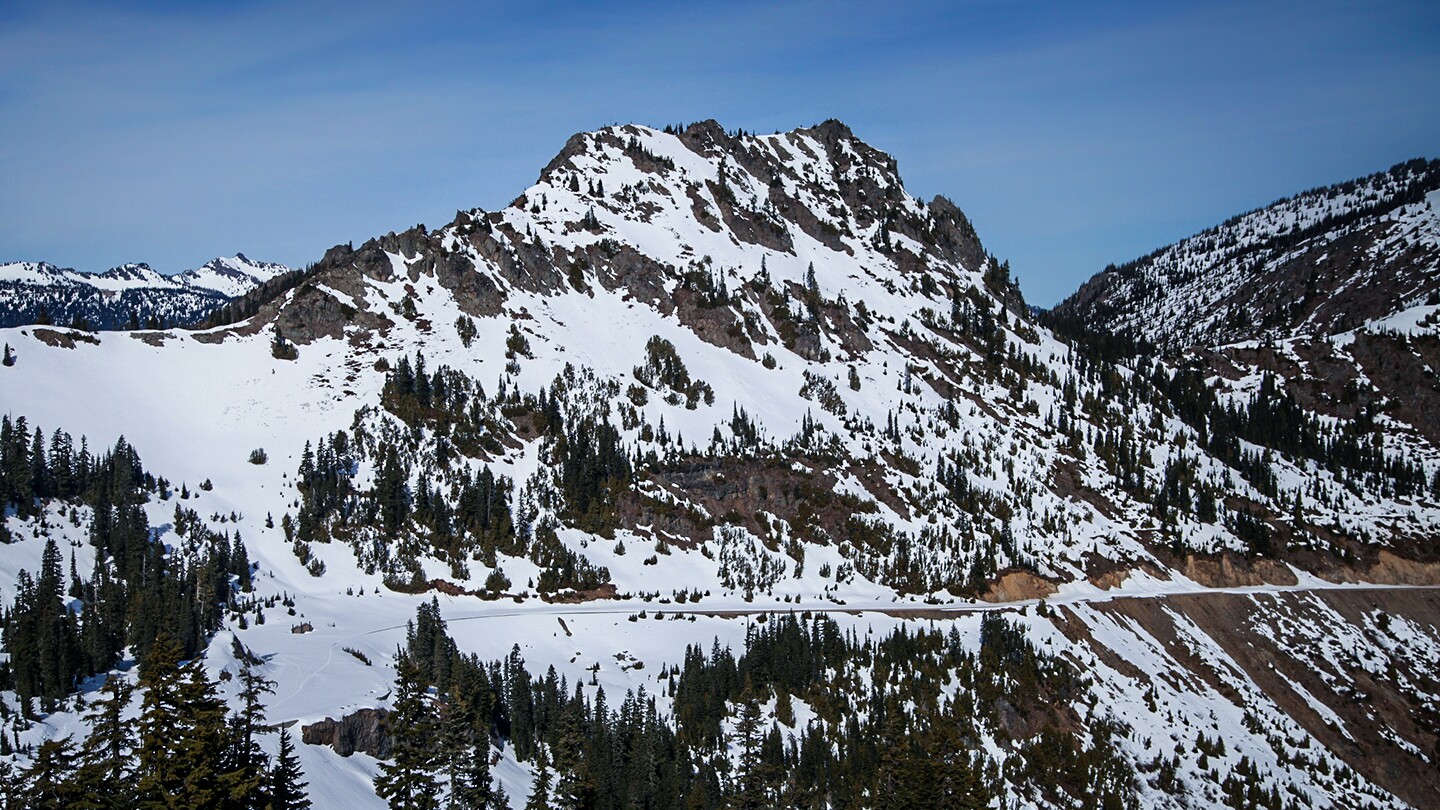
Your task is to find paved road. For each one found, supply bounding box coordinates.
[359,578,1440,635]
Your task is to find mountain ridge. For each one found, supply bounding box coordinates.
[0,253,289,329]
[1050,157,1440,352]
[0,120,1438,808]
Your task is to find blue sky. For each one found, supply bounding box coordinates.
[2,1,1437,305]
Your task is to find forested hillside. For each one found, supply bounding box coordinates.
[0,122,1436,808]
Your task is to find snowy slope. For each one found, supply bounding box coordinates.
[1053,158,1440,351]
[175,253,290,297]
[0,121,1438,807]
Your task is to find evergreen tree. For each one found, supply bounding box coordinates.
[524,746,552,810]
[25,736,81,810]
[728,690,767,810]
[0,758,21,809]
[375,651,442,810]
[74,675,138,809]
[440,680,496,810]
[224,663,275,809]
[137,632,232,808]
[269,728,312,810]
[549,700,589,810]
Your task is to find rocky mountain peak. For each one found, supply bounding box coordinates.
[255,120,996,350]
[101,262,159,280]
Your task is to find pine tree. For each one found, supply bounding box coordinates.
[549,700,589,810]
[136,632,232,808]
[269,728,312,810]
[376,651,442,810]
[0,758,22,809]
[440,681,496,810]
[25,736,80,809]
[1,343,14,367]
[74,675,138,808]
[728,690,767,810]
[174,653,238,807]
[224,663,275,809]
[524,746,552,810]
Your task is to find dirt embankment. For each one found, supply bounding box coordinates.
[1179,553,1298,588]
[980,571,1057,602]
[1078,550,1440,595]
[1078,588,1440,809]
[1316,549,1440,586]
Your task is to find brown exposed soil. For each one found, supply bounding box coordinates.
[1087,588,1440,809]
[980,570,1058,602]
[545,583,620,603]
[1180,551,1298,588]
[1052,457,1120,520]
[1313,549,1440,586]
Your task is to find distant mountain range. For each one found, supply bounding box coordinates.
[0,253,290,329]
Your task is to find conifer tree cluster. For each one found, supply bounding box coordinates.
[633,336,715,410]
[289,370,522,584]
[290,359,638,591]
[379,602,1147,810]
[0,420,253,712]
[0,633,310,808]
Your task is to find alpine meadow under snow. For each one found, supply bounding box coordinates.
[0,120,1439,809]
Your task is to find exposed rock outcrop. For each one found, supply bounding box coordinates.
[301,708,391,758]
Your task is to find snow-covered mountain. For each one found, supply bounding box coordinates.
[0,253,289,329]
[1,122,1438,808]
[1052,158,1440,352]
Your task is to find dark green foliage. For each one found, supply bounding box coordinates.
[553,415,631,536]
[136,633,240,807]
[530,526,610,593]
[5,539,83,706]
[392,602,1133,810]
[14,632,306,807]
[73,675,138,808]
[0,418,249,753]
[634,336,714,409]
[270,328,299,361]
[455,316,478,349]
[375,652,442,810]
[270,729,312,810]
[294,408,519,580]
[506,325,532,360]
[678,263,734,308]
[620,136,676,171]
[225,664,276,807]
[1152,366,1430,544]
[295,359,632,591]
[25,735,82,809]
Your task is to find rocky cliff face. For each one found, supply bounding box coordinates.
[301,708,391,758]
